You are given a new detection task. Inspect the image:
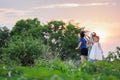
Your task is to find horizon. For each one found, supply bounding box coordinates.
[0,0,120,56]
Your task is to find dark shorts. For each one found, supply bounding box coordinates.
[80,48,88,56]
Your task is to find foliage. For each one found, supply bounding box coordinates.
[8,18,81,60]
[60,24,81,59]
[0,18,82,60]
[2,36,46,66]
[105,46,120,62]
[42,20,81,60]
[0,26,10,48]
[0,59,120,80]
[80,61,120,79]
[10,18,42,36]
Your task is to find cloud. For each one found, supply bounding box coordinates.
[0,8,30,17]
[0,8,31,28]
[32,3,79,9]
[31,2,117,9]
[0,2,117,17]
[0,2,118,26]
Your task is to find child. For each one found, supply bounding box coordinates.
[75,31,88,63]
[89,35,104,61]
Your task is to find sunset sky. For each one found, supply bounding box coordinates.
[0,0,120,56]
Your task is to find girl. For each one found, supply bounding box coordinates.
[89,35,104,61]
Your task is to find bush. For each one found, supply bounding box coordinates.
[106,46,120,62]
[2,36,46,66]
[0,59,120,80]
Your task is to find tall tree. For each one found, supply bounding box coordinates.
[42,20,81,60]
[11,18,42,36]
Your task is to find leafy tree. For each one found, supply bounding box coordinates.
[0,26,10,47]
[0,26,10,63]
[42,20,81,60]
[60,23,81,59]
[4,18,82,62]
[11,18,42,36]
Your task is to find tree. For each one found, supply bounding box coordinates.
[4,19,82,63]
[42,20,81,60]
[0,26,10,48]
[11,18,42,36]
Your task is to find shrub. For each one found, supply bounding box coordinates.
[2,36,46,66]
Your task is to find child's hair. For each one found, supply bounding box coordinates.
[80,31,85,38]
[92,32,96,37]
[96,36,100,41]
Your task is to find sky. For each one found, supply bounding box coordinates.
[0,0,120,56]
